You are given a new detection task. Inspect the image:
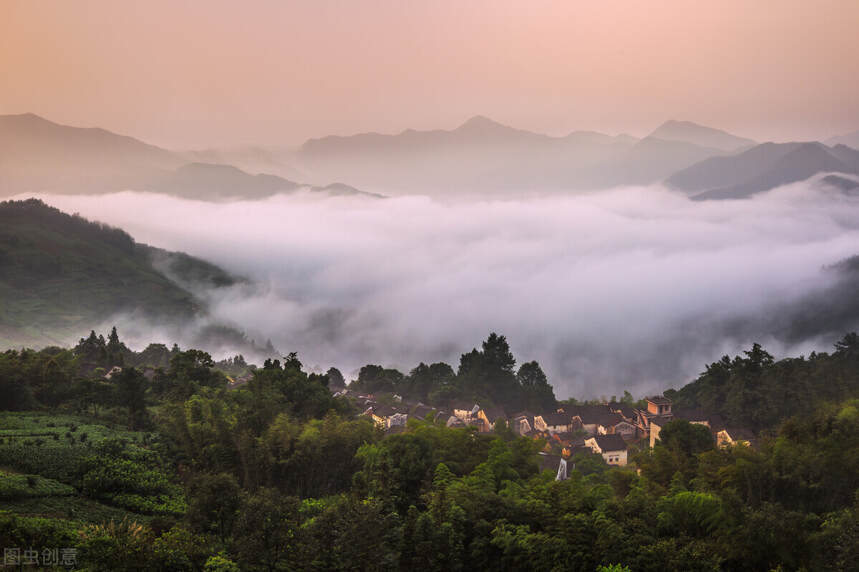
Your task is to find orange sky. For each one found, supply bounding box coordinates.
[1,0,857,148]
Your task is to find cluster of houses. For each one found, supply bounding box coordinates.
[340,389,758,480]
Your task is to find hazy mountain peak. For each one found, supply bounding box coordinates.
[649,120,755,152]
[455,115,511,133]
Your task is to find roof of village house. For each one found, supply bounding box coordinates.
[554,432,585,446]
[511,411,535,421]
[537,452,562,473]
[567,444,594,458]
[722,427,757,441]
[592,434,628,452]
[372,404,402,417]
[411,404,437,419]
[646,395,673,405]
[610,404,638,420]
[649,414,675,427]
[451,400,479,412]
[567,405,624,427]
[540,412,572,426]
[446,415,466,428]
[481,404,507,422]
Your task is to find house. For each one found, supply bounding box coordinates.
[609,420,639,440]
[716,427,758,449]
[476,405,508,431]
[452,401,480,421]
[564,405,625,436]
[446,415,466,428]
[585,434,629,466]
[534,412,572,434]
[645,395,673,416]
[365,404,405,429]
[511,411,535,436]
[410,404,438,421]
[648,414,674,448]
[104,366,122,380]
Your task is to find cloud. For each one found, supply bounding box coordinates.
[27,178,859,398]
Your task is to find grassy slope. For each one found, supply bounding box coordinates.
[0,199,236,347]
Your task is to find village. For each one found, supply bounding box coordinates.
[327,387,759,479]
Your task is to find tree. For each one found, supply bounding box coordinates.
[233,488,301,572]
[186,473,241,543]
[326,367,346,389]
[517,361,556,411]
[113,367,148,429]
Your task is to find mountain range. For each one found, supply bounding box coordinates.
[2,112,857,200]
[0,113,375,200]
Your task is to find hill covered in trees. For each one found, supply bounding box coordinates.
[0,199,241,348]
[0,328,858,570]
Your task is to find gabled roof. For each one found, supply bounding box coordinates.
[481,404,507,422]
[537,452,562,473]
[592,434,628,452]
[410,404,437,419]
[722,427,757,441]
[646,395,672,405]
[540,412,571,427]
[372,404,402,417]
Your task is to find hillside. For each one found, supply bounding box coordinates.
[0,199,239,347]
[666,141,859,200]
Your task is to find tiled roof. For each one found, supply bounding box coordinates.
[593,434,628,452]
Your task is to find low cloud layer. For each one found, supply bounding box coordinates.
[28,177,859,398]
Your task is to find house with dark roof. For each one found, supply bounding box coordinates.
[534,412,573,434]
[716,427,758,449]
[645,395,673,416]
[476,405,507,431]
[410,404,438,421]
[585,434,629,466]
[511,411,535,436]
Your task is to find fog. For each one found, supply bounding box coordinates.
[28,176,859,398]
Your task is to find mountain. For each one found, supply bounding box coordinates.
[826,130,859,150]
[151,163,303,200]
[0,113,183,193]
[666,142,859,200]
[648,120,755,152]
[153,163,381,200]
[298,115,733,194]
[0,198,240,348]
[0,113,376,200]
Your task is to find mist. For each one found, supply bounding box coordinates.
[26,176,859,398]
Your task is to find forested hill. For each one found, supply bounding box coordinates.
[667,333,859,431]
[0,199,239,347]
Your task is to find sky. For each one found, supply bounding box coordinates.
[24,176,859,398]
[1,0,858,148]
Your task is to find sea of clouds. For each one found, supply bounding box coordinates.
[27,176,859,399]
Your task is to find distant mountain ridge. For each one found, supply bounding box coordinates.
[647,120,755,152]
[298,116,745,193]
[0,113,374,200]
[667,141,859,200]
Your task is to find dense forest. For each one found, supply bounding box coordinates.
[0,329,858,571]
